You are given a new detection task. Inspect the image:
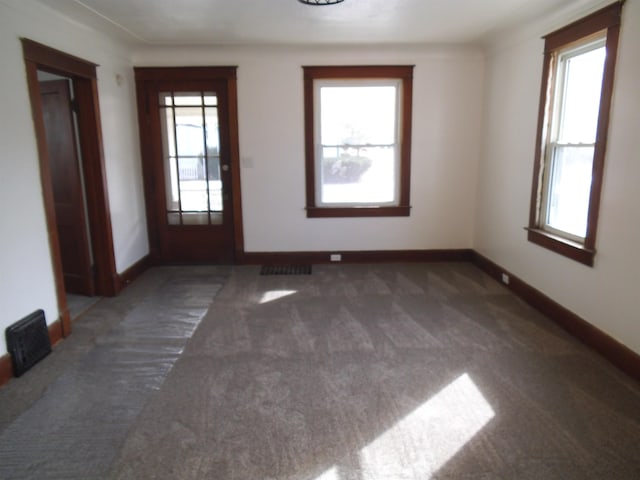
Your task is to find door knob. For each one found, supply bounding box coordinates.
[221,164,229,171]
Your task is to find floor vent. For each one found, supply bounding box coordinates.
[5,310,51,377]
[260,265,312,275]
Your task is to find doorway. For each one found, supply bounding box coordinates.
[135,67,244,263]
[22,39,118,336]
[39,74,94,296]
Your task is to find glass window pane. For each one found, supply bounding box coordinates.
[181,212,209,225]
[207,156,222,212]
[175,107,205,157]
[159,92,173,106]
[320,146,396,204]
[173,93,202,106]
[546,145,594,238]
[165,156,179,211]
[167,212,181,225]
[159,107,176,157]
[204,93,217,106]
[177,157,208,212]
[207,155,221,181]
[209,212,223,225]
[204,107,220,156]
[557,45,605,144]
[208,180,223,212]
[320,85,397,146]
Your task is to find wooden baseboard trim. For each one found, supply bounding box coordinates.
[0,317,66,388]
[472,251,640,382]
[61,308,71,338]
[116,254,151,292]
[48,318,64,346]
[242,249,474,265]
[0,354,12,387]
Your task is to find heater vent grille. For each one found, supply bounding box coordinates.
[260,265,312,275]
[6,310,51,377]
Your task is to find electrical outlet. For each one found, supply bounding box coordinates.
[501,273,510,285]
[330,254,342,262]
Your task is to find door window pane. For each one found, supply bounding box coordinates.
[207,157,222,211]
[181,212,210,225]
[158,91,222,225]
[203,93,217,106]
[164,156,179,210]
[175,107,205,157]
[204,107,220,156]
[159,107,176,157]
[173,92,202,106]
[177,157,208,211]
[159,92,173,106]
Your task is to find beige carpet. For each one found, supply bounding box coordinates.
[1,263,640,479]
[111,263,640,479]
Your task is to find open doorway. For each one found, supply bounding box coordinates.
[38,71,101,319]
[22,39,118,337]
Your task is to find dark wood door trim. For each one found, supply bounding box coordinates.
[226,76,245,262]
[22,39,119,336]
[134,66,244,263]
[73,75,118,295]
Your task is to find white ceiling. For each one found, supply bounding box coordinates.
[35,0,598,46]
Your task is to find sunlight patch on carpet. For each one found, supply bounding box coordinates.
[314,466,340,480]
[360,373,494,478]
[313,373,495,480]
[259,289,298,304]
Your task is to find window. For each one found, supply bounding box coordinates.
[303,66,414,217]
[528,3,622,266]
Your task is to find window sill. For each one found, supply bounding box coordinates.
[306,205,411,218]
[526,227,595,267]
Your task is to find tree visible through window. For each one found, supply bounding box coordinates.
[527,3,622,266]
[303,66,413,217]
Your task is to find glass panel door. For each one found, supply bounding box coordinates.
[159,91,223,225]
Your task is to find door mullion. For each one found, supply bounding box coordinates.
[200,92,212,225]
[169,92,184,225]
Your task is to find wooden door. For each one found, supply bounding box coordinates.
[40,79,94,295]
[136,68,240,263]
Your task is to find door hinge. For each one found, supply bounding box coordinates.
[70,98,79,113]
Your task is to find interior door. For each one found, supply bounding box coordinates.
[136,70,237,263]
[40,79,94,295]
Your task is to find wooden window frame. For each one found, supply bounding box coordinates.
[527,2,623,266]
[303,65,414,218]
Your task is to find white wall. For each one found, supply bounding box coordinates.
[133,45,484,252]
[0,0,148,356]
[475,0,640,354]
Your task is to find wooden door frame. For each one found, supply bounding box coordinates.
[134,67,245,263]
[22,39,118,336]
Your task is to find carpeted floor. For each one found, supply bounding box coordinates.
[1,263,639,479]
[66,293,102,321]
